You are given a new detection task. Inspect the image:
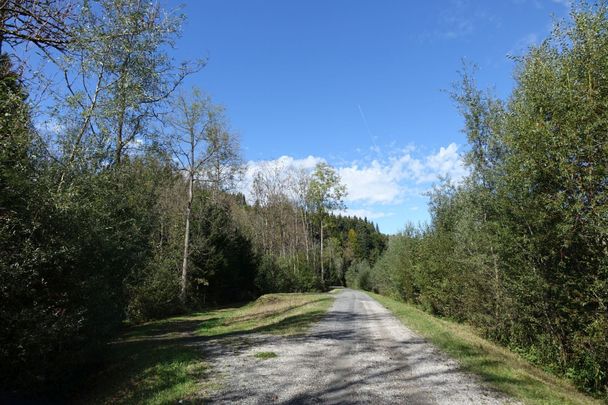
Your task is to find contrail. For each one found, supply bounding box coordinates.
[357,104,379,152]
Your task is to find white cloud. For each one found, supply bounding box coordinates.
[241,143,468,207]
[422,143,468,183]
[339,161,402,204]
[243,154,325,178]
[275,155,324,170]
[339,142,467,205]
[239,155,326,201]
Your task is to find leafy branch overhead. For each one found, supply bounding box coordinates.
[0,0,75,55]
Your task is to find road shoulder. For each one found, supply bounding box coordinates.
[367,291,600,405]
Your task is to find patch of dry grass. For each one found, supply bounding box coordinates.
[197,293,334,336]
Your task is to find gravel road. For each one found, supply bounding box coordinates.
[204,288,516,404]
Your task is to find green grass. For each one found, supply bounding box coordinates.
[254,351,278,360]
[79,293,333,404]
[367,292,601,405]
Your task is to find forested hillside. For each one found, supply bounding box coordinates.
[351,4,608,397]
[0,0,384,398]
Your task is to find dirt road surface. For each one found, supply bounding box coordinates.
[204,289,516,404]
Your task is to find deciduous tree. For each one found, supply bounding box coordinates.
[308,162,346,283]
[168,88,240,305]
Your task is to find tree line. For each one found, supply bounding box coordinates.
[350,2,608,398]
[236,160,386,293]
[0,0,386,398]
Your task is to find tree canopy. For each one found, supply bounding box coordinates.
[356,2,608,396]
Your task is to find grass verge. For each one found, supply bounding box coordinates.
[367,292,600,405]
[78,292,333,404]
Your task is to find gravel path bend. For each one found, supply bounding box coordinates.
[204,288,517,404]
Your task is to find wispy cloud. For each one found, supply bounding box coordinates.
[357,104,379,153]
[420,1,501,41]
[510,0,570,11]
[441,15,475,39]
[510,0,543,9]
[509,32,539,56]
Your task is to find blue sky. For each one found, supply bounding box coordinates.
[172,0,571,234]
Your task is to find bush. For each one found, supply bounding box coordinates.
[255,255,322,294]
[345,260,372,291]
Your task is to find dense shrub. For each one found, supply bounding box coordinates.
[363,4,608,397]
[345,260,373,291]
[255,255,321,293]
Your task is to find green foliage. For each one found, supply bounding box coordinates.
[345,260,373,291]
[248,211,387,294]
[332,215,388,266]
[255,255,321,293]
[308,162,347,215]
[188,194,257,305]
[126,189,259,322]
[0,57,251,398]
[237,159,385,293]
[1,0,253,399]
[0,55,101,394]
[126,258,182,322]
[254,351,278,360]
[0,54,143,395]
[83,293,334,403]
[364,3,608,398]
[62,0,199,166]
[367,225,422,302]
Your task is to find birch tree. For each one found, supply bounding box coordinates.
[308,162,346,283]
[55,0,202,190]
[168,88,239,305]
[0,0,74,56]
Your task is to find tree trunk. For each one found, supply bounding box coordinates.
[180,170,194,306]
[0,7,6,55]
[302,209,310,264]
[320,219,324,283]
[115,67,128,166]
[116,110,124,165]
[57,71,104,192]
